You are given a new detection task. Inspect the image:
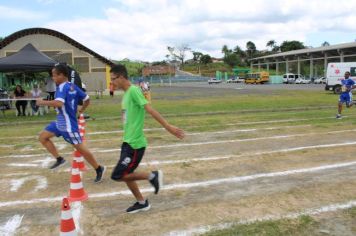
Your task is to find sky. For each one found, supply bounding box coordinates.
[1,0,356,62]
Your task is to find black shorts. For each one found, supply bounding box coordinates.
[111,142,145,180]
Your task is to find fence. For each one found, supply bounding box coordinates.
[131,75,211,85]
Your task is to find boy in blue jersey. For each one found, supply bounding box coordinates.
[336,71,356,119]
[36,64,106,183]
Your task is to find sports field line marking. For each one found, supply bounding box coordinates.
[0,124,311,152]
[71,201,83,235]
[166,200,356,236]
[0,115,344,141]
[10,176,47,193]
[96,128,356,153]
[6,140,356,172]
[1,160,356,208]
[0,214,24,236]
[2,128,356,159]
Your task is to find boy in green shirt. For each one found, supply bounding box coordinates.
[110,64,185,213]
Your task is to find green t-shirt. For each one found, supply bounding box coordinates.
[122,85,148,149]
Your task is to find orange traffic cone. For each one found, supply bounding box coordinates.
[73,150,87,172]
[68,160,88,202]
[60,197,77,236]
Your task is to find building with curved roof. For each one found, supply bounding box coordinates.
[0,28,114,91]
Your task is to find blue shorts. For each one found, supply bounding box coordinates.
[45,122,82,145]
[339,92,353,105]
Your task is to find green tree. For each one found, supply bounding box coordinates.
[0,37,3,42]
[233,45,246,57]
[280,40,305,52]
[200,54,212,64]
[224,53,240,67]
[266,40,276,51]
[246,41,256,58]
[167,44,191,66]
[221,45,232,56]
[192,51,203,62]
[321,41,330,47]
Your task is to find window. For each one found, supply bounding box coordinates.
[73,57,90,73]
[91,68,106,72]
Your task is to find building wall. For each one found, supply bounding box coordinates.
[0,34,109,91]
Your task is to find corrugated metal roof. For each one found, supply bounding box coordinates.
[252,42,356,60]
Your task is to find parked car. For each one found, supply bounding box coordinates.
[208,78,222,84]
[226,77,244,83]
[282,73,303,84]
[301,78,312,84]
[295,78,303,84]
[314,77,326,84]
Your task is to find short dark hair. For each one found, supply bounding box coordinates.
[53,63,69,78]
[345,71,350,75]
[110,64,128,79]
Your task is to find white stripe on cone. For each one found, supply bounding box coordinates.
[70,182,83,190]
[61,210,74,220]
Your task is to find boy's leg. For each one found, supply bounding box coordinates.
[39,130,60,158]
[73,143,99,169]
[338,102,343,114]
[39,128,66,169]
[125,180,145,202]
[73,143,106,183]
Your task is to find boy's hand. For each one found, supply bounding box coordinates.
[78,108,85,114]
[166,125,185,139]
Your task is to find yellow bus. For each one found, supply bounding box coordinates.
[245,72,269,84]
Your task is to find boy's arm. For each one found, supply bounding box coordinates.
[145,104,184,139]
[36,99,63,108]
[78,99,90,114]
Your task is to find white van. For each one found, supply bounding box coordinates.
[325,62,356,93]
[282,73,303,84]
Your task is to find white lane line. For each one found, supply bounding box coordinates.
[0,124,310,152]
[96,129,356,153]
[6,140,356,172]
[1,160,356,208]
[10,176,47,193]
[0,215,24,236]
[166,200,356,236]
[0,115,344,141]
[3,131,356,162]
[71,201,83,235]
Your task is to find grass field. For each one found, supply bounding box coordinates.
[0,84,355,235]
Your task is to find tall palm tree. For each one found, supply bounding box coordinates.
[321,41,330,47]
[246,41,256,58]
[222,45,230,56]
[266,40,276,50]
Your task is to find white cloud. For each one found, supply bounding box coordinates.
[0,6,47,20]
[44,0,356,61]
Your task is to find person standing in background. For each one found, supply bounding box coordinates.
[45,70,56,100]
[14,85,27,116]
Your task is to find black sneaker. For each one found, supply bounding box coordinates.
[94,166,106,183]
[149,170,163,194]
[126,200,151,214]
[49,158,66,170]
